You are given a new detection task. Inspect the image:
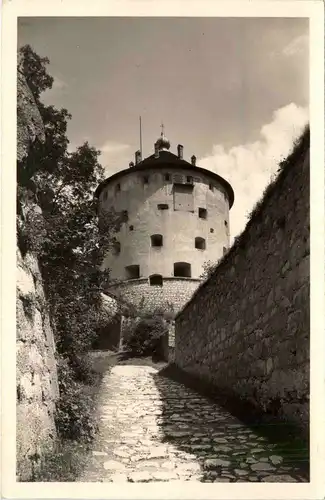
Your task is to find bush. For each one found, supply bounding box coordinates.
[123,316,168,358]
[68,352,98,385]
[55,358,98,443]
[200,260,218,280]
[31,441,90,482]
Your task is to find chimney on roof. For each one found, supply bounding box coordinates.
[191,155,196,166]
[154,142,159,159]
[177,144,184,160]
[135,150,142,165]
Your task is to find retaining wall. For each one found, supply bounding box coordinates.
[106,277,202,315]
[175,130,310,433]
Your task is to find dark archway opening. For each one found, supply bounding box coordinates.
[195,237,206,250]
[125,265,140,279]
[149,274,163,286]
[174,262,191,278]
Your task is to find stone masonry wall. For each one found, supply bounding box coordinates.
[107,277,202,316]
[16,70,59,480]
[175,130,310,433]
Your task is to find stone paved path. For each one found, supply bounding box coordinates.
[79,364,308,483]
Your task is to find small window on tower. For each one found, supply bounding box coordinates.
[210,228,214,233]
[224,220,228,227]
[209,183,214,191]
[125,265,140,280]
[157,204,169,210]
[164,173,171,181]
[195,237,206,250]
[115,183,121,194]
[198,208,207,219]
[151,234,163,247]
[143,176,149,185]
[186,176,193,184]
[149,274,163,286]
[129,225,134,231]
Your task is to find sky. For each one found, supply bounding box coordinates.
[18,17,309,240]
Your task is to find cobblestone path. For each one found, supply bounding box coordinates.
[79,364,308,483]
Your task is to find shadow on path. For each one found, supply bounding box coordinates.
[153,365,309,483]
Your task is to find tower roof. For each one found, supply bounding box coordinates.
[95,148,234,208]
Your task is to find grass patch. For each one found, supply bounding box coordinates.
[30,350,119,482]
[31,440,92,482]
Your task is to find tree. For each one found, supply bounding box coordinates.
[200,260,218,280]
[18,45,121,379]
[19,44,54,101]
[18,45,71,193]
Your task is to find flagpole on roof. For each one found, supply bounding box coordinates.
[139,116,143,158]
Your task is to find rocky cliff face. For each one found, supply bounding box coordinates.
[16,70,59,480]
[17,69,45,162]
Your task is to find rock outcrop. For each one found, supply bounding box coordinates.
[16,70,59,480]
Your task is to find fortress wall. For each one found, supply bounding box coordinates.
[174,130,310,432]
[106,277,202,316]
[99,168,230,280]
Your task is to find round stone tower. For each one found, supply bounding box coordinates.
[95,131,234,314]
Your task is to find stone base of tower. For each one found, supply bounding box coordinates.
[105,277,202,361]
[105,276,202,316]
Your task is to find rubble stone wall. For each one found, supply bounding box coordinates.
[175,131,310,433]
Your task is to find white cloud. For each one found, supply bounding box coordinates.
[283,34,308,57]
[98,141,131,176]
[198,103,309,242]
[100,141,130,154]
[52,76,68,90]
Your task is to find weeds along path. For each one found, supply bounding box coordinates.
[79,362,308,483]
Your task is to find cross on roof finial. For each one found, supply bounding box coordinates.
[160,122,165,136]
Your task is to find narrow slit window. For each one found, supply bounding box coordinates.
[157,203,169,210]
[164,173,171,181]
[224,220,228,227]
[149,274,163,286]
[129,225,134,231]
[112,241,121,255]
[209,183,214,191]
[198,207,207,219]
[151,234,163,247]
[115,183,121,194]
[174,262,191,278]
[143,176,149,185]
[125,265,140,279]
[186,176,193,184]
[210,228,214,233]
[195,237,206,250]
